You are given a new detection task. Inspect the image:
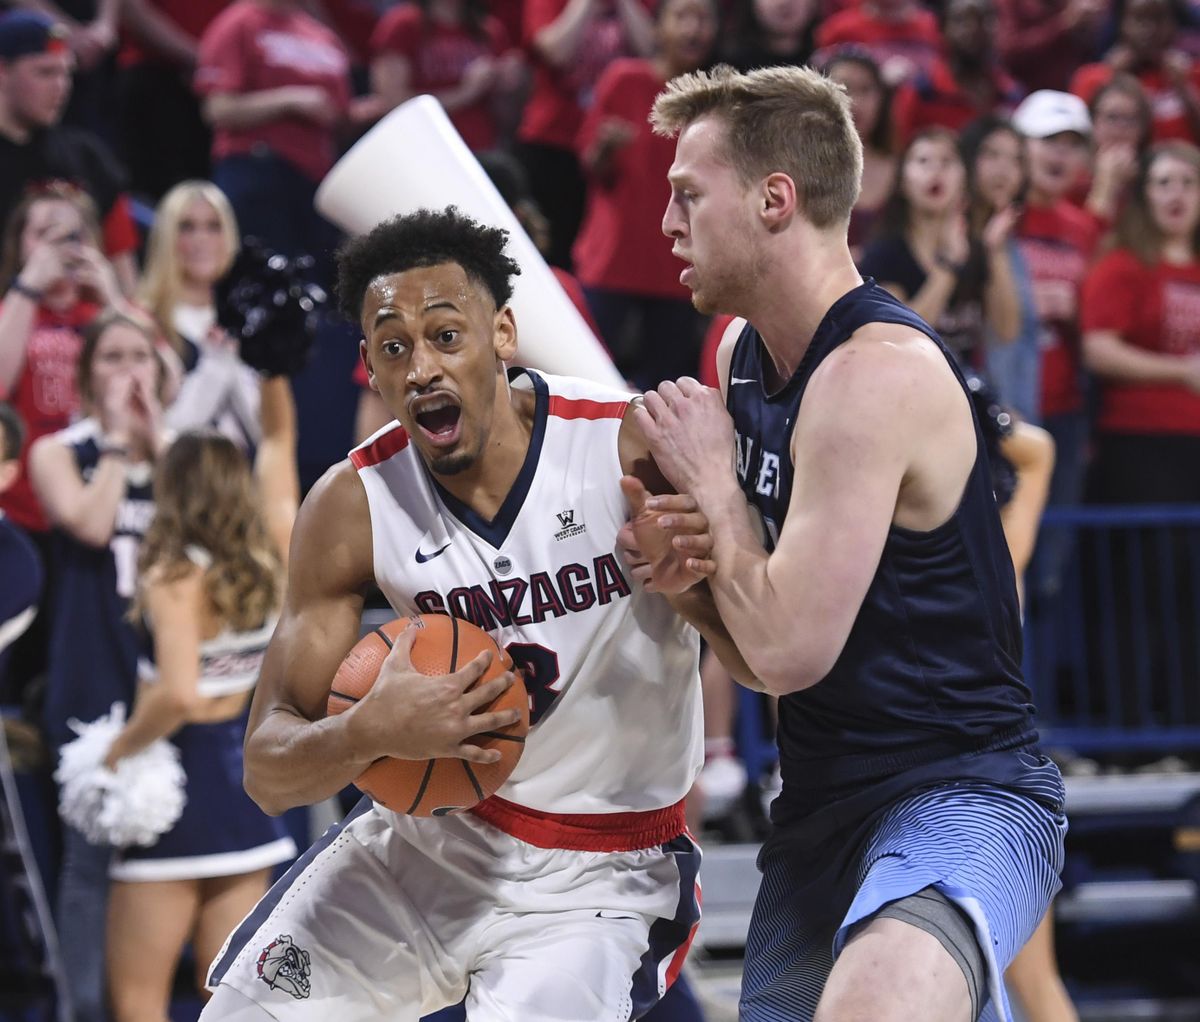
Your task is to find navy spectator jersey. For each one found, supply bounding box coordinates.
[0,512,42,682]
[726,281,1038,829]
[41,420,154,749]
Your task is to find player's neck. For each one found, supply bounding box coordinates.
[435,385,536,520]
[747,232,862,380]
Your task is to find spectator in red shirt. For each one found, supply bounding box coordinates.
[1070,72,1151,225]
[825,48,896,259]
[516,0,656,268]
[720,0,817,73]
[891,0,1024,149]
[995,0,1107,94]
[0,10,140,296]
[116,0,227,201]
[368,0,522,152]
[1012,88,1100,595]
[1071,0,1200,145]
[195,0,352,273]
[812,0,943,87]
[0,183,127,536]
[573,0,716,389]
[1083,140,1200,499]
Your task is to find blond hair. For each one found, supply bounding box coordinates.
[137,433,280,632]
[139,181,239,355]
[651,64,863,227]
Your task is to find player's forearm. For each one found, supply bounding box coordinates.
[669,583,764,691]
[697,490,829,695]
[243,705,379,815]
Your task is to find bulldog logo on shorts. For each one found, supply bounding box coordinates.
[256,934,311,999]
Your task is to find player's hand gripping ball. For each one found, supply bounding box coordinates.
[326,615,528,815]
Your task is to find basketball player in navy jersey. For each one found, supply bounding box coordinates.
[625,65,1068,1022]
[202,208,748,1021]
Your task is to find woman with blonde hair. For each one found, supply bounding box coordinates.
[139,180,264,453]
[101,426,298,1022]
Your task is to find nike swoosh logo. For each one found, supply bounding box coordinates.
[595,911,640,921]
[730,377,757,385]
[415,542,451,563]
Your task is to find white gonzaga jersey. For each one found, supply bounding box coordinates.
[351,369,703,815]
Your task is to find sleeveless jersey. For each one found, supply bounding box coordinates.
[351,368,703,816]
[726,282,1037,826]
[42,419,154,749]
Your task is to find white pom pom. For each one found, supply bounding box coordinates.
[55,704,187,848]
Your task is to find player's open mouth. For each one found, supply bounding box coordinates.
[412,395,462,446]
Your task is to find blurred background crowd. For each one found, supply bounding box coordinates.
[1,0,1200,1019]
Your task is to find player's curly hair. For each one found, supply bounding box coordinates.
[335,206,521,321]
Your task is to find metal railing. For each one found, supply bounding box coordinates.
[734,505,1200,779]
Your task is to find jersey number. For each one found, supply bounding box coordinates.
[505,642,561,727]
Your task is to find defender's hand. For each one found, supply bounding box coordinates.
[619,476,715,593]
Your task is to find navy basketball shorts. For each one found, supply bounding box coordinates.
[739,758,1067,1022]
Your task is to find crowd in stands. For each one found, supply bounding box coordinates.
[1,0,1200,1019]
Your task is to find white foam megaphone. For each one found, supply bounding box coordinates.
[316,96,624,388]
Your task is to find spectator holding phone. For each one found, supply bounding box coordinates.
[0,181,126,538]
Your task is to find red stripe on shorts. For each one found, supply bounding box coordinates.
[470,796,686,851]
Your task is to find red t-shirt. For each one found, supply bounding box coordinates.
[573,59,687,299]
[349,267,604,388]
[518,0,643,150]
[0,300,99,532]
[370,5,508,152]
[1071,62,1200,144]
[120,0,229,67]
[812,7,943,84]
[194,1,352,182]
[1016,201,1099,418]
[1081,248,1200,435]
[891,59,1023,148]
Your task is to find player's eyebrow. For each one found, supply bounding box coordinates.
[423,299,461,313]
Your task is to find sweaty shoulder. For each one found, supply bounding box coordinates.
[288,460,374,598]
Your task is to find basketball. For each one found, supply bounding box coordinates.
[325,614,528,816]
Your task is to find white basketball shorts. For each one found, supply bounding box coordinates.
[205,797,702,1021]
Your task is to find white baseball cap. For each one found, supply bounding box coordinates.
[1012,89,1092,139]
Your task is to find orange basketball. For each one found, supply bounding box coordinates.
[325,614,528,816]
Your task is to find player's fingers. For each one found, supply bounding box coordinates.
[454,743,503,765]
[619,474,649,515]
[687,557,717,577]
[643,493,699,514]
[616,521,642,558]
[673,533,713,555]
[451,649,494,689]
[468,707,524,732]
[463,670,514,710]
[675,376,706,397]
[383,621,419,665]
[640,389,669,422]
[657,511,709,534]
[657,379,683,405]
[628,563,654,586]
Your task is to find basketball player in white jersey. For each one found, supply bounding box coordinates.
[200,208,751,1022]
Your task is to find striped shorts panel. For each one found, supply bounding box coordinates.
[739,765,1067,1022]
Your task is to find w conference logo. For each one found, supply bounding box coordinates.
[554,508,586,542]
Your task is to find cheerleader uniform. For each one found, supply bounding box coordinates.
[111,549,295,881]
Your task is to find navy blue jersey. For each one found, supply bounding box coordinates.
[726,282,1037,827]
[42,420,154,749]
[0,513,43,683]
